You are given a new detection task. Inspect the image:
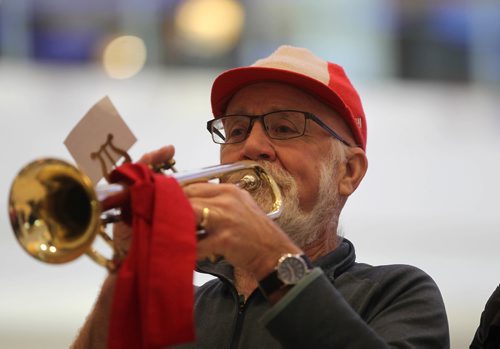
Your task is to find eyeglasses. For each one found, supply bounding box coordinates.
[207,110,351,146]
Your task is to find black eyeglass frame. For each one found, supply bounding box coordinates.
[206,110,352,146]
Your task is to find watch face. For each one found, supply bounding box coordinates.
[277,255,307,285]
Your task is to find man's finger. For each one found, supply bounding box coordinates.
[138,145,175,165]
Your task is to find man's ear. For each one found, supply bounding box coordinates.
[338,148,368,196]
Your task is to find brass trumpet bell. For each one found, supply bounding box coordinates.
[9,158,101,265]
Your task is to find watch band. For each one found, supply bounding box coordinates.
[258,254,312,298]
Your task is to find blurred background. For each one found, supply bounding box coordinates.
[1,0,499,348]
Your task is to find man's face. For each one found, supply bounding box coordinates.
[219,82,352,213]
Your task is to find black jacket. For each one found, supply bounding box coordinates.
[471,285,500,349]
[175,238,450,348]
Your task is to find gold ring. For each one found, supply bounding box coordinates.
[200,207,210,230]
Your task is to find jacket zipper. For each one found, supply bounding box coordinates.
[230,293,251,349]
[200,268,259,349]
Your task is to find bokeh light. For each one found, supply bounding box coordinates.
[174,0,245,57]
[102,35,147,79]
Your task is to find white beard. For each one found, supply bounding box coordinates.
[250,143,343,249]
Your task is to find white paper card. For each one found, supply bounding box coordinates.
[64,96,137,184]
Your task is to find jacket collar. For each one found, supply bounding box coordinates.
[315,237,356,281]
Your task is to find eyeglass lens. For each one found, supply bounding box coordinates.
[211,111,307,144]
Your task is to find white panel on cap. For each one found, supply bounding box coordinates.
[251,45,330,85]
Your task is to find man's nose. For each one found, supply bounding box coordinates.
[240,121,276,161]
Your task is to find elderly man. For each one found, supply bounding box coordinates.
[73,46,449,348]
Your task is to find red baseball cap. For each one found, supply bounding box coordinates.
[210,45,367,150]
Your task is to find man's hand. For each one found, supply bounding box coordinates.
[184,182,301,281]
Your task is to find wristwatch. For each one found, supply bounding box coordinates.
[258,253,313,298]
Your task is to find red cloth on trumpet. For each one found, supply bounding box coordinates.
[107,163,196,349]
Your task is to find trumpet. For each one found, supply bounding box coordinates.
[8,158,283,270]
